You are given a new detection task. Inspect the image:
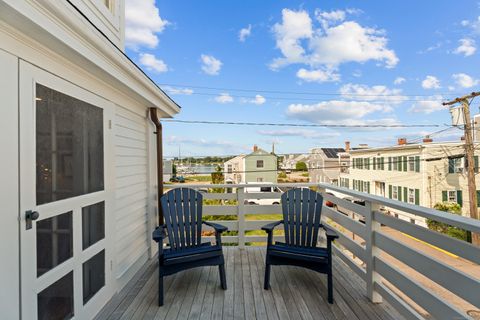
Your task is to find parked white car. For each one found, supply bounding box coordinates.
[244,183,283,205]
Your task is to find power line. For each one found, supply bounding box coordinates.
[162,119,444,128]
[160,83,460,98]
[166,91,447,103]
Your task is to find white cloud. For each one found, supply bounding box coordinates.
[394,77,406,85]
[452,73,479,88]
[125,0,169,49]
[214,93,234,104]
[454,38,476,56]
[250,95,266,105]
[286,100,392,125]
[138,53,168,73]
[271,9,398,70]
[167,136,234,148]
[200,54,222,75]
[257,129,339,139]
[296,68,340,83]
[239,24,252,42]
[409,95,446,114]
[460,16,480,35]
[339,83,406,104]
[163,86,193,95]
[421,75,441,89]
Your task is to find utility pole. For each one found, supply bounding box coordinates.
[443,91,480,245]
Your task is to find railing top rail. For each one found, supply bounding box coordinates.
[164,183,320,188]
[319,183,480,234]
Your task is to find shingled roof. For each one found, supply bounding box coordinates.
[321,148,345,158]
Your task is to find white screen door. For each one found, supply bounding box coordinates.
[19,61,115,320]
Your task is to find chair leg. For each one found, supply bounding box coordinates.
[158,275,164,306]
[264,263,271,290]
[327,270,333,304]
[219,264,227,290]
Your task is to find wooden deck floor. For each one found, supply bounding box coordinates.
[95,247,404,320]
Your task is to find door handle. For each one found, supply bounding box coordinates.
[26,210,39,230]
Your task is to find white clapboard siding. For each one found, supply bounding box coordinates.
[114,106,150,282]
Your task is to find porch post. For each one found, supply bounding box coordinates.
[365,200,382,303]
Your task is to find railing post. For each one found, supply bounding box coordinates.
[365,200,382,303]
[238,187,246,248]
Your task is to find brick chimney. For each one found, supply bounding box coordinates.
[253,144,258,152]
[345,141,351,152]
[423,135,433,143]
[397,138,407,145]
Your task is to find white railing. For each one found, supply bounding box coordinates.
[165,183,480,320]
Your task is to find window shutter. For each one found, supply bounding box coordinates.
[415,189,420,205]
[448,158,454,174]
[403,156,407,172]
[415,156,420,172]
[381,157,385,170]
[477,190,480,207]
[367,182,370,193]
[442,191,447,202]
[397,186,402,201]
[373,158,376,170]
[388,157,392,171]
[389,185,392,199]
[397,157,402,171]
[475,156,479,173]
[457,190,463,207]
[456,190,463,206]
[403,187,408,203]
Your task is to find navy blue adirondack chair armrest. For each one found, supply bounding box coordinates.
[262,220,283,246]
[261,220,283,233]
[321,224,339,240]
[152,225,167,243]
[203,221,228,233]
[203,221,228,246]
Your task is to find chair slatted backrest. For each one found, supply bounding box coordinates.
[161,188,203,251]
[282,188,323,247]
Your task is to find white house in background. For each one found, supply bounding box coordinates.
[164,159,173,182]
[308,144,349,185]
[0,1,180,319]
[340,137,480,227]
[281,153,309,171]
[224,145,278,183]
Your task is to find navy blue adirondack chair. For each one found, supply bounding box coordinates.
[152,188,228,306]
[262,188,339,303]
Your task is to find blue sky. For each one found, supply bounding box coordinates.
[125,0,480,158]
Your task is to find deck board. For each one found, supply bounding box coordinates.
[96,247,405,320]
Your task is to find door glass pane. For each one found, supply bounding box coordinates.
[36,83,104,205]
[37,212,73,277]
[83,250,105,304]
[38,271,74,320]
[82,201,105,250]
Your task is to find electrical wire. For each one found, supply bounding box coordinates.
[159,83,461,98]
[162,119,444,128]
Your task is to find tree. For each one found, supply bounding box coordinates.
[427,202,471,242]
[295,161,308,171]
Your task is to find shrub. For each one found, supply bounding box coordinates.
[427,202,470,242]
[295,161,307,171]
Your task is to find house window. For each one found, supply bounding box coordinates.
[453,158,463,173]
[408,157,415,171]
[227,164,232,173]
[257,177,264,182]
[393,157,398,171]
[363,181,369,193]
[448,190,457,202]
[392,186,398,200]
[408,188,415,204]
[256,160,264,168]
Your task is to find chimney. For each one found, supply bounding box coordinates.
[398,138,407,145]
[423,135,433,143]
[345,141,351,152]
[253,144,258,152]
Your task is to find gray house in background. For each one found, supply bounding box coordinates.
[163,159,173,181]
[308,145,350,185]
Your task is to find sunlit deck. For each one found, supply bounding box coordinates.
[95,247,403,320]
